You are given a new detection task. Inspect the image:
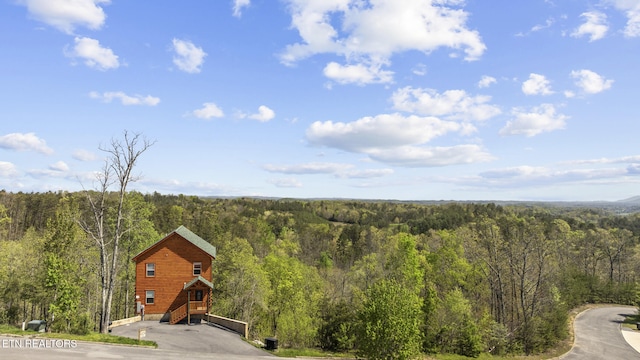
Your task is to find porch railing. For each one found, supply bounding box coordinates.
[169,301,208,324]
[189,301,207,313]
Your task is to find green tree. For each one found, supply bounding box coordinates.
[0,237,31,324]
[317,298,356,352]
[213,236,270,337]
[599,228,633,283]
[116,191,159,319]
[347,253,383,299]
[385,233,423,295]
[429,288,482,357]
[0,204,11,239]
[43,196,86,333]
[498,215,553,354]
[356,279,423,360]
[262,249,323,347]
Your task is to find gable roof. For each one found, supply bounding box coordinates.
[184,275,214,290]
[132,225,217,261]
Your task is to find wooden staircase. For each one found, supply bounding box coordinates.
[169,301,208,324]
[169,303,187,325]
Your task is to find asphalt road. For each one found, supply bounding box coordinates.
[2,307,638,359]
[1,320,276,360]
[561,306,638,359]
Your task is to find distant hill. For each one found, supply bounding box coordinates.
[619,196,640,204]
[200,195,640,215]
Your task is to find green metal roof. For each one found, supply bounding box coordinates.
[173,225,217,258]
[183,275,214,290]
[133,225,217,260]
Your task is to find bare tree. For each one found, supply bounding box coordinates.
[78,131,154,333]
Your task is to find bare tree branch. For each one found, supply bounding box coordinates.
[79,130,154,333]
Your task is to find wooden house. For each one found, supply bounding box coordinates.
[132,225,216,324]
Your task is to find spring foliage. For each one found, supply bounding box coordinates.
[0,194,639,356]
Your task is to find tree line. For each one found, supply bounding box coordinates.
[1,190,640,358]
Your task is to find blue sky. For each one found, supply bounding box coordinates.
[1,0,639,201]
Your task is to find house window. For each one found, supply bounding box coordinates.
[195,290,203,301]
[146,263,155,277]
[145,290,155,305]
[193,262,202,276]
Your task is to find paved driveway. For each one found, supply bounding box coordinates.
[560,306,639,359]
[111,320,270,357]
[0,335,276,360]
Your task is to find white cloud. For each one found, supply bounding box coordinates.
[20,0,109,34]
[571,69,613,94]
[305,112,492,167]
[268,178,302,188]
[0,162,18,177]
[67,37,119,71]
[264,162,394,178]
[522,73,554,95]
[280,0,485,83]
[323,61,394,85]
[391,87,501,121]
[499,104,568,137]
[232,0,250,17]
[478,75,497,88]
[249,105,275,122]
[191,103,224,119]
[571,11,608,41]
[480,166,550,180]
[627,164,640,175]
[72,149,97,161]
[89,91,160,106]
[264,162,353,175]
[368,144,494,167]
[307,113,461,153]
[138,178,235,197]
[412,63,428,76]
[473,165,632,188]
[531,18,555,33]
[610,0,640,37]
[340,168,394,179]
[564,155,640,165]
[27,168,70,179]
[172,38,207,73]
[0,132,53,154]
[49,161,69,172]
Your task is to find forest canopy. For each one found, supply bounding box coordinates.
[1,190,639,357]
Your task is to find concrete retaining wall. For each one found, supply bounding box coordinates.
[109,315,141,328]
[205,313,248,338]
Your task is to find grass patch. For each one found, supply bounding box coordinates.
[0,324,26,335]
[270,347,355,358]
[425,354,503,360]
[621,311,640,330]
[424,352,567,360]
[267,348,562,360]
[0,324,156,347]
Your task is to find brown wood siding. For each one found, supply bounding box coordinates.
[134,233,213,314]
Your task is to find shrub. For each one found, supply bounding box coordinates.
[356,279,423,360]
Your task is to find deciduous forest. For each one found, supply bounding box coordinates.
[1,190,639,358]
